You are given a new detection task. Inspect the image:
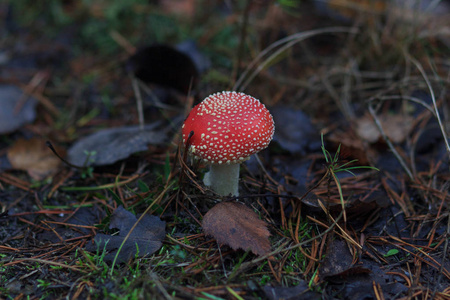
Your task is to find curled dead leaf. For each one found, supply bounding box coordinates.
[7,138,64,180]
[319,239,371,280]
[202,202,271,256]
[356,114,414,144]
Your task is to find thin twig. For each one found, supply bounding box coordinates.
[228,209,343,280]
[407,54,450,160]
[233,27,358,91]
[130,73,145,130]
[368,104,414,180]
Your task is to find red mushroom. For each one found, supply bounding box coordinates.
[182,91,274,196]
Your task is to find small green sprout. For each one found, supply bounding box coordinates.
[384,249,400,257]
[320,133,379,221]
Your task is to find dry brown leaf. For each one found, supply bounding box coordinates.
[326,0,387,21]
[356,114,414,144]
[7,138,64,180]
[328,130,376,165]
[202,202,271,256]
[160,0,196,18]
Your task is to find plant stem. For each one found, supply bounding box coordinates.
[204,163,240,196]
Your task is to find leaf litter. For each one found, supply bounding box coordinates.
[37,206,105,244]
[87,206,165,263]
[68,122,168,167]
[271,106,319,154]
[0,85,37,134]
[263,281,320,300]
[7,137,64,180]
[202,202,271,256]
[355,113,414,144]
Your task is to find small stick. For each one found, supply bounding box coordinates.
[130,74,145,130]
[46,141,84,169]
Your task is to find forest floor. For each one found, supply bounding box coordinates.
[1,1,450,299]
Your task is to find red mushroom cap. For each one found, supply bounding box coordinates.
[182,91,274,164]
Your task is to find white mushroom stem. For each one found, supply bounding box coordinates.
[203,163,240,196]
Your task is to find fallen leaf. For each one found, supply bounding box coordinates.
[271,106,319,154]
[263,281,320,300]
[328,130,376,165]
[68,123,167,167]
[319,238,370,279]
[356,114,414,144]
[87,206,165,262]
[0,85,37,134]
[414,126,445,154]
[202,202,271,256]
[7,138,63,180]
[319,239,408,298]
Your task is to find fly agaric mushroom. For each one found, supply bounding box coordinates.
[182,91,274,196]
